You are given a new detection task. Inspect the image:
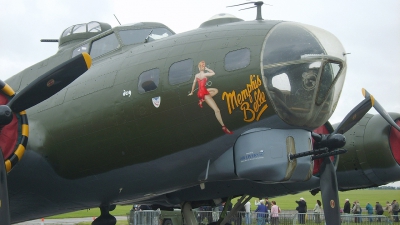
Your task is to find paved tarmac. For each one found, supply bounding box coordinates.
[13,216,127,225]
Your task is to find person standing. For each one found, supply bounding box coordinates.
[385,201,392,219]
[265,198,271,224]
[255,200,267,225]
[392,200,399,222]
[343,199,351,214]
[270,201,280,225]
[295,197,307,224]
[313,200,322,224]
[343,199,351,222]
[376,202,384,222]
[352,200,361,223]
[245,201,251,225]
[366,202,373,222]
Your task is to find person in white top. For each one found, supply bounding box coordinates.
[313,200,322,223]
[245,201,251,224]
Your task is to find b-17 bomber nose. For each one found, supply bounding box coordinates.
[261,22,347,129]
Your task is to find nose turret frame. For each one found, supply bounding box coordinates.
[261,22,347,129]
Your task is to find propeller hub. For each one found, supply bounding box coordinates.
[315,134,346,150]
[0,105,13,125]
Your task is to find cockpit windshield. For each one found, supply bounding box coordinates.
[261,22,347,129]
[118,28,173,45]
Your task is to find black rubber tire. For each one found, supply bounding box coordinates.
[163,219,173,225]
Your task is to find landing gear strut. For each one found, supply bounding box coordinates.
[182,195,252,225]
[92,205,117,225]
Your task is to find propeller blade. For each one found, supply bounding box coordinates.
[0,150,11,225]
[332,95,373,134]
[8,52,91,112]
[319,157,341,225]
[362,88,400,131]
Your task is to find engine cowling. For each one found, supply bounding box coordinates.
[336,112,400,190]
[0,81,29,173]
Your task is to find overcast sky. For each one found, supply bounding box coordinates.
[0,0,399,187]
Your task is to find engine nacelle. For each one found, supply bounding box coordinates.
[336,113,400,190]
[199,128,314,183]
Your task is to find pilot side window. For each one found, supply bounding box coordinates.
[224,48,251,71]
[169,59,193,85]
[138,68,160,94]
[90,33,120,58]
[119,28,173,45]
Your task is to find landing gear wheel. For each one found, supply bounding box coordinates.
[163,219,173,225]
[92,205,116,225]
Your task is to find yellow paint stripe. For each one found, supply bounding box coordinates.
[15,144,25,160]
[370,95,375,106]
[2,84,15,96]
[22,124,29,136]
[5,160,11,173]
[19,110,26,116]
[82,52,92,69]
[256,104,268,121]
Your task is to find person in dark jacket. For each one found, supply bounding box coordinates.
[375,202,384,222]
[296,197,307,224]
[343,199,351,214]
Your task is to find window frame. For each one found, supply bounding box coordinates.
[138,68,160,94]
[168,58,194,85]
[224,48,251,72]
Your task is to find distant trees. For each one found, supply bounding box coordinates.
[370,186,399,190]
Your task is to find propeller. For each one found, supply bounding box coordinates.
[312,88,400,224]
[362,88,400,131]
[0,52,91,225]
[0,52,91,125]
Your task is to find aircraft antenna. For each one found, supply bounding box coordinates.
[114,14,121,25]
[227,1,272,21]
[40,39,58,43]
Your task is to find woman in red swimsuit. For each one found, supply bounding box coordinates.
[188,61,233,134]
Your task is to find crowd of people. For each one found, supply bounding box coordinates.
[342,199,399,222]
[133,197,399,225]
[253,198,281,225]
[249,197,399,225]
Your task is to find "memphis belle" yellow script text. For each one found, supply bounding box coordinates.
[222,75,268,122]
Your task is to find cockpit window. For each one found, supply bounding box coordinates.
[72,24,86,34]
[62,26,73,37]
[90,33,120,58]
[87,22,101,32]
[62,22,103,37]
[119,28,173,45]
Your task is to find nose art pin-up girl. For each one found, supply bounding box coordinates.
[188,61,233,134]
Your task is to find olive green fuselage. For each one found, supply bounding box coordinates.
[8,20,280,179]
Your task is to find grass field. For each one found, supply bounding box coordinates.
[49,189,399,222]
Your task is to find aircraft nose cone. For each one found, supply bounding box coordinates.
[261,22,347,129]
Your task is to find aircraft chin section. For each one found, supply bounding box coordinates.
[200,128,314,183]
[0,80,29,173]
[336,113,400,190]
